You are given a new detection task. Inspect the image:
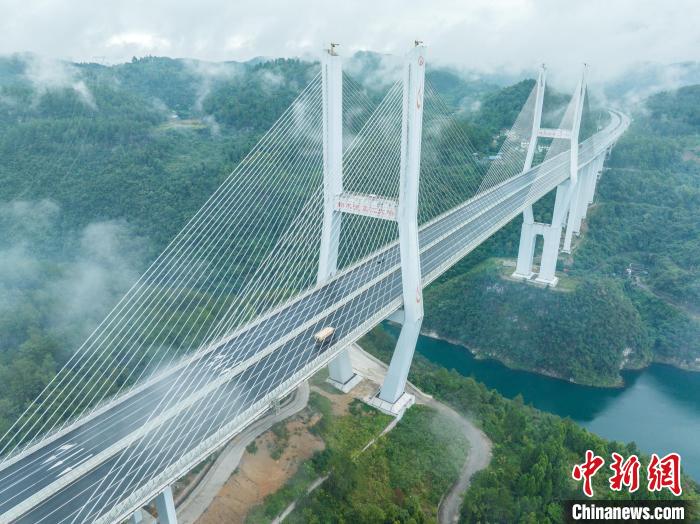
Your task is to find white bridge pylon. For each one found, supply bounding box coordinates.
[512,64,601,286]
[317,43,426,409]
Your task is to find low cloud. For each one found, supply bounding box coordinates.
[183,59,242,112]
[22,54,96,108]
[106,31,172,51]
[0,199,146,345]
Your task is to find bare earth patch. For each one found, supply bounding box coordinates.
[195,416,324,524]
[310,378,376,416]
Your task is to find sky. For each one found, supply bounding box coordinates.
[1,0,699,86]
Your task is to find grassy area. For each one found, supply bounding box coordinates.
[244,385,392,523]
[245,370,470,524]
[245,462,319,524]
[286,404,468,523]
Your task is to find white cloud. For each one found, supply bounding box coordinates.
[0,0,697,85]
[106,32,172,51]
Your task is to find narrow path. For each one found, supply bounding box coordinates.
[270,475,327,524]
[349,346,492,524]
[177,382,310,524]
[433,399,491,524]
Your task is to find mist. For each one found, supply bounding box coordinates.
[0,199,147,349]
[22,54,96,109]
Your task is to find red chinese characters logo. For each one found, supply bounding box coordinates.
[572,450,605,497]
[572,451,682,497]
[609,452,640,493]
[647,453,682,496]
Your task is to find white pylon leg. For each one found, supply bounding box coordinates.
[318,45,343,283]
[513,214,537,279]
[515,66,587,277]
[378,44,427,406]
[155,486,177,524]
[316,45,357,388]
[130,509,144,524]
[561,67,587,254]
[563,178,583,252]
[535,181,571,285]
[513,66,546,280]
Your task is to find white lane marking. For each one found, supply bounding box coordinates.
[48,460,64,471]
[41,455,57,465]
[58,454,93,478]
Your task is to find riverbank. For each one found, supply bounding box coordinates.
[422,326,699,388]
[359,326,700,521]
[376,324,700,482]
[420,257,700,388]
[420,328,628,387]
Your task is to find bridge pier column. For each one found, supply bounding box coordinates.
[536,223,563,286]
[564,157,600,253]
[373,43,426,416]
[562,179,583,252]
[327,348,362,392]
[588,153,605,203]
[316,44,361,392]
[577,165,592,221]
[130,509,144,523]
[534,180,573,285]
[155,486,177,524]
[512,206,537,279]
[584,159,598,206]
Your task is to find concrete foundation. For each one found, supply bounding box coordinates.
[366,391,415,418]
[326,371,363,393]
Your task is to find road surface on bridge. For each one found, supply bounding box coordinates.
[0,110,627,524]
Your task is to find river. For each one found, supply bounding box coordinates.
[383,324,700,481]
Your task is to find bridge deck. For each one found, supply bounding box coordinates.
[0,111,627,524]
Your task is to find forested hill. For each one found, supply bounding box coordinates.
[0,53,505,250]
[423,84,700,386]
[0,52,512,440]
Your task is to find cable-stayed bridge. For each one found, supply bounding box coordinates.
[0,44,628,523]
